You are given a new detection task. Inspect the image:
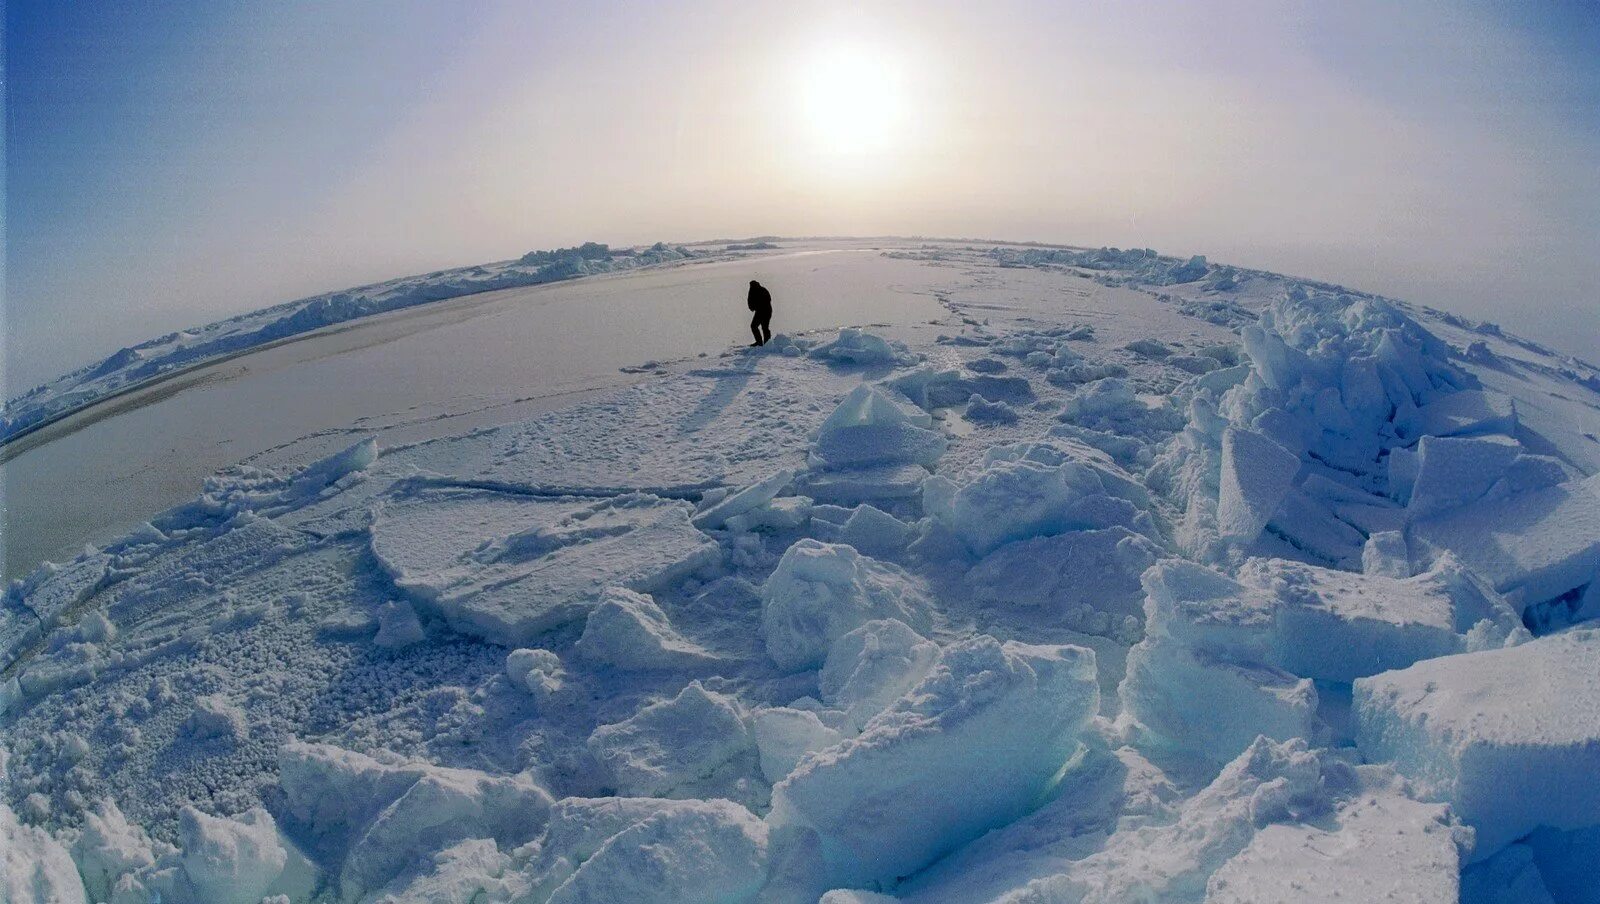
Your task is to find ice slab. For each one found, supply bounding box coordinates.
[364,838,518,904]
[72,800,166,904]
[1408,433,1523,519]
[1354,629,1600,859]
[171,807,318,904]
[753,707,846,784]
[1238,554,1522,682]
[1139,560,1279,661]
[941,441,1153,556]
[1459,843,1557,904]
[1411,474,1600,608]
[277,741,551,898]
[808,328,916,367]
[506,648,564,699]
[770,636,1097,887]
[760,540,931,672]
[795,463,927,506]
[965,526,1159,628]
[1525,825,1600,904]
[1363,530,1411,577]
[543,798,768,904]
[1398,389,1517,442]
[1206,790,1462,904]
[692,469,793,529]
[818,619,941,731]
[1264,489,1366,569]
[830,505,915,559]
[369,486,718,646]
[997,738,1389,904]
[587,681,752,797]
[1120,638,1318,767]
[573,587,719,670]
[809,384,946,471]
[1,552,110,669]
[1120,556,1516,764]
[81,804,319,904]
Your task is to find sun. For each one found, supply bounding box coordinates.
[798,44,906,157]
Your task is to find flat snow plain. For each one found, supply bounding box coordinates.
[4,239,1600,903]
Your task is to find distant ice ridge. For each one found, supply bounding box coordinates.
[986,245,1215,287]
[1149,284,1596,615]
[5,243,1600,903]
[0,242,696,444]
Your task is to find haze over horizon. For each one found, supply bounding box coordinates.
[8,0,1599,392]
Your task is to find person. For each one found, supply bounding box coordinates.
[747,279,773,346]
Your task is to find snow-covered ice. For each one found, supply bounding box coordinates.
[760,540,932,672]
[770,637,1098,888]
[6,238,1600,902]
[1354,628,1600,859]
[369,487,719,646]
[586,681,753,798]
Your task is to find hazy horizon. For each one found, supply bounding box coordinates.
[8,0,1599,392]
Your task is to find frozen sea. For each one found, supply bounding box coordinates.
[1,244,948,580]
[5,238,1600,904]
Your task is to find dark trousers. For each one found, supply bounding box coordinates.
[751,309,772,345]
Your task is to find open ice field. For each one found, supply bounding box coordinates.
[4,238,1600,903]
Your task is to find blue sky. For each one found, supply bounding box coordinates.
[6,0,1598,390]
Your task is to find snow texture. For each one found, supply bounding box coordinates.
[7,239,1600,902]
[1354,629,1600,859]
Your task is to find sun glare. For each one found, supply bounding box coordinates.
[799,44,906,157]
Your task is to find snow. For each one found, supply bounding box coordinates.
[1354,629,1600,859]
[6,238,1600,902]
[2,801,88,904]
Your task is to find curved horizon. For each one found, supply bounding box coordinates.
[8,0,1598,392]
